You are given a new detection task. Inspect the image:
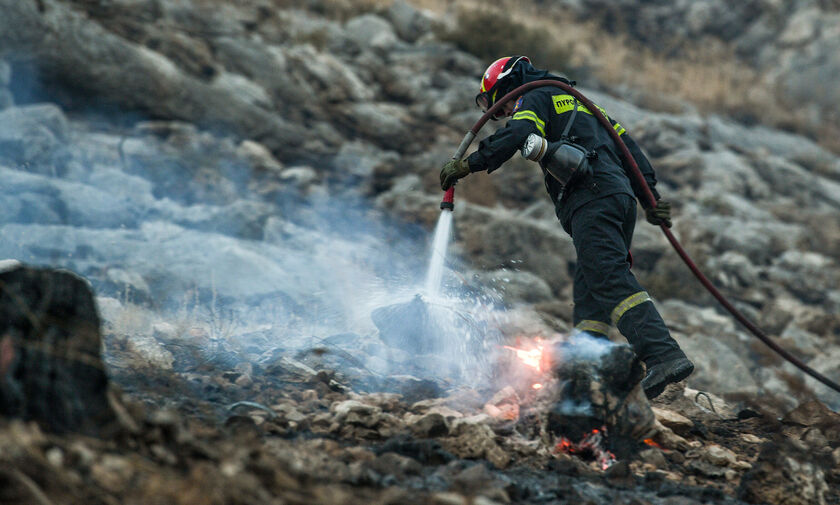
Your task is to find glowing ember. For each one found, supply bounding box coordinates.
[553,427,617,471]
[503,338,544,372]
[532,383,543,390]
[643,438,663,449]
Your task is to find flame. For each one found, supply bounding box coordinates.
[503,338,544,372]
[643,438,663,449]
[532,383,543,390]
[553,427,617,471]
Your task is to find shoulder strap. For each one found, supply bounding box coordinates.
[560,99,579,140]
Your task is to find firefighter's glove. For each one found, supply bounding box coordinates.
[440,159,471,191]
[645,200,672,228]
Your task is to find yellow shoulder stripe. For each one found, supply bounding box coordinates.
[613,122,626,136]
[511,110,546,136]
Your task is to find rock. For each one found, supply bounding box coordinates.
[338,102,411,150]
[0,88,12,109]
[687,458,729,479]
[671,332,758,395]
[236,140,283,172]
[703,444,738,467]
[344,15,399,53]
[387,0,434,42]
[783,401,840,446]
[332,400,382,428]
[408,412,449,438]
[650,420,691,451]
[370,451,422,478]
[431,493,467,505]
[0,104,68,165]
[124,334,174,371]
[280,166,318,189]
[638,448,668,468]
[446,416,510,469]
[738,439,831,505]
[0,59,10,86]
[91,454,134,493]
[0,265,115,435]
[651,407,693,434]
[452,463,506,498]
[472,269,554,304]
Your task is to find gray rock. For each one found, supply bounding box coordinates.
[472,269,554,304]
[0,59,9,86]
[690,216,803,265]
[0,104,68,165]
[338,102,411,150]
[0,89,12,110]
[408,412,449,438]
[705,251,759,289]
[387,0,434,42]
[0,60,11,109]
[332,141,399,180]
[0,167,142,228]
[344,14,399,53]
[171,199,275,240]
[672,330,758,395]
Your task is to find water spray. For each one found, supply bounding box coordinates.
[443,79,840,395]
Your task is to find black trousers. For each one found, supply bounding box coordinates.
[567,193,685,366]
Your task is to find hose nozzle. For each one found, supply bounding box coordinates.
[440,187,455,211]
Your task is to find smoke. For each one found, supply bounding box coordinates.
[0,60,514,393]
[555,398,594,417]
[562,331,615,361]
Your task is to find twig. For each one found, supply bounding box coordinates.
[695,391,716,413]
[8,469,56,505]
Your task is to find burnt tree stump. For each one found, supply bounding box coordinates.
[0,264,115,435]
[542,337,656,456]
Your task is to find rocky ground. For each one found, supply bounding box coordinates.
[1,0,840,503]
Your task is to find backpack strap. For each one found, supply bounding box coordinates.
[560,99,579,140]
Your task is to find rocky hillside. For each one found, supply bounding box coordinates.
[1,0,839,504]
[551,0,840,140]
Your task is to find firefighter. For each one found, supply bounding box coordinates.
[441,56,693,399]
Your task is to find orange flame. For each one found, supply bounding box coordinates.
[503,338,544,372]
[553,427,617,470]
[643,438,663,449]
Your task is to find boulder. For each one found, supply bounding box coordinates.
[0,264,116,435]
[471,269,554,305]
[0,104,68,166]
[387,0,434,43]
[344,15,399,53]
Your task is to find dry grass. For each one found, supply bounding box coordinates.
[373,0,840,152]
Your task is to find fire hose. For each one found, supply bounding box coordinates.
[442,79,840,395]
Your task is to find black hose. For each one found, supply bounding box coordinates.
[463,79,840,395]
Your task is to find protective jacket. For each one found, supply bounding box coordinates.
[466,72,661,231]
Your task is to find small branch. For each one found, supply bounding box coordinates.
[9,469,56,505]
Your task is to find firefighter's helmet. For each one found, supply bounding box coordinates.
[475,55,530,119]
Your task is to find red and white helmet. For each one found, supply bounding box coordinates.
[475,55,530,118]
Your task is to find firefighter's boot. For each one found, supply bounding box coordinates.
[642,356,694,399]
